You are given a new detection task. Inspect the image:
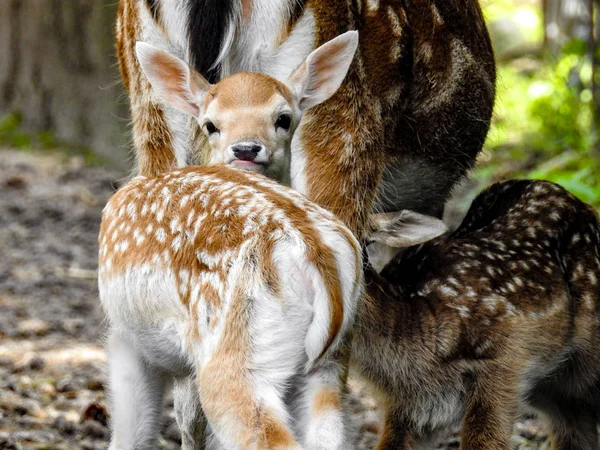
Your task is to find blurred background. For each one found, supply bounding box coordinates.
[0,1,128,167]
[0,1,597,449]
[479,0,599,211]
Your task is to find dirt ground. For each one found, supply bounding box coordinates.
[0,149,553,449]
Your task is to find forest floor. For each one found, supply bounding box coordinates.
[0,148,553,449]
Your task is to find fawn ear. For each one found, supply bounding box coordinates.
[369,210,448,248]
[287,31,358,111]
[135,42,211,117]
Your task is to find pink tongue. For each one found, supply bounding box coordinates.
[235,160,257,166]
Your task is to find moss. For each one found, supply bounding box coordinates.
[0,112,109,167]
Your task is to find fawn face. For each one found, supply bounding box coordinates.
[135,32,359,184]
[196,73,298,181]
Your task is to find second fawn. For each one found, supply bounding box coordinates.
[354,179,600,449]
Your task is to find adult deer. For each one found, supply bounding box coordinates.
[116,0,496,237]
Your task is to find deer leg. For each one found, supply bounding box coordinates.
[107,330,168,450]
[461,365,518,450]
[194,300,303,450]
[173,376,208,450]
[298,353,349,450]
[374,405,433,450]
[529,391,598,450]
[196,360,302,450]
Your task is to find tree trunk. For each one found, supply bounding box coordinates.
[0,0,128,167]
[592,1,599,126]
[544,0,592,53]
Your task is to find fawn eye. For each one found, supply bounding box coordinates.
[204,121,219,136]
[275,114,291,131]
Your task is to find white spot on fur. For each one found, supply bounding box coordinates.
[367,0,380,12]
[172,235,182,252]
[438,285,458,297]
[431,3,444,25]
[387,6,403,36]
[448,304,470,318]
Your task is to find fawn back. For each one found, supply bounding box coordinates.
[99,165,363,449]
[353,180,600,450]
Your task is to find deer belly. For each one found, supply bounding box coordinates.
[99,266,194,373]
[406,382,465,431]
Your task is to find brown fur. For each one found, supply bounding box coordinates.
[354,180,600,449]
[241,0,252,21]
[302,0,495,235]
[205,72,295,111]
[312,389,342,414]
[116,0,176,176]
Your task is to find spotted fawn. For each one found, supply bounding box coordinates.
[354,179,600,450]
[99,164,363,449]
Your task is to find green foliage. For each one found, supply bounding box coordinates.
[482,0,543,43]
[0,112,107,166]
[0,113,32,148]
[479,3,599,212]
[527,53,594,152]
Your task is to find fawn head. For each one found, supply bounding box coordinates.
[135,32,359,184]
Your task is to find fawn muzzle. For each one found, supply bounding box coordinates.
[228,140,269,172]
[232,143,263,161]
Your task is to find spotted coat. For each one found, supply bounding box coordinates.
[99,165,363,449]
[353,180,600,450]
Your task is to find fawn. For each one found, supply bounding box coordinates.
[353,179,600,449]
[132,32,359,448]
[134,31,358,186]
[98,165,363,449]
[100,32,362,450]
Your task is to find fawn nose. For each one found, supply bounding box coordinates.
[232,144,262,161]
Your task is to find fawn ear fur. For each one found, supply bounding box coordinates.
[369,210,448,248]
[286,31,359,111]
[135,42,211,117]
